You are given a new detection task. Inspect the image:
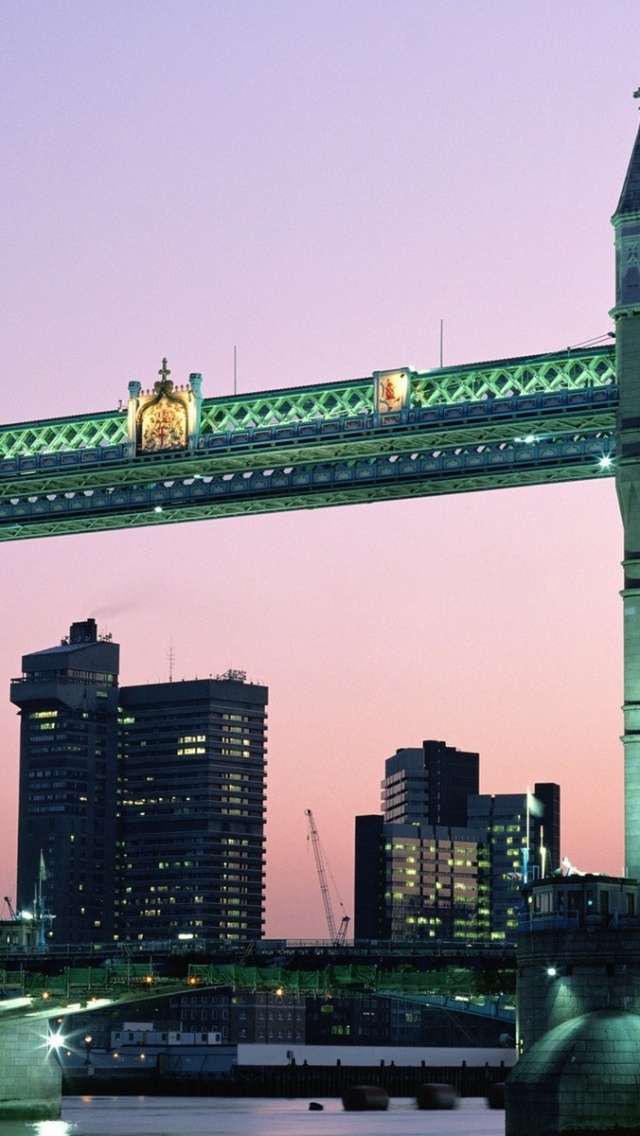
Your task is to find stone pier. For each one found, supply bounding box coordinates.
[506,875,640,1136]
[0,1017,62,1120]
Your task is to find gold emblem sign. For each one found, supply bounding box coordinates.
[374,369,409,415]
[129,360,200,455]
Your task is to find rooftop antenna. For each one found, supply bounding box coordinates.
[234,345,237,396]
[439,319,444,368]
[168,638,175,683]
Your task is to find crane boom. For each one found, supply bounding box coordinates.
[305,808,336,941]
[305,808,350,945]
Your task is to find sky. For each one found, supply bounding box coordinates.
[1,0,639,939]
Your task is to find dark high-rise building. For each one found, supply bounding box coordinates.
[12,621,268,946]
[355,814,484,941]
[355,738,560,943]
[382,740,479,827]
[355,740,482,942]
[11,619,120,944]
[118,675,268,942]
[467,783,561,941]
[354,814,387,939]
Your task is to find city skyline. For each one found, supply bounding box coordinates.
[1,3,638,938]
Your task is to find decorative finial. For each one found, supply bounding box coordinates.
[158,358,171,382]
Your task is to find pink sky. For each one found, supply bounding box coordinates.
[1,2,638,938]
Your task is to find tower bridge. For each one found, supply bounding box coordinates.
[0,326,624,1120]
[0,344,616,541]
[3,100,640,1123]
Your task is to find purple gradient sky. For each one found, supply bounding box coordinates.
[1,2,639,938]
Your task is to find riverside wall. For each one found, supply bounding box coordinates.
[62,1058,512,1099]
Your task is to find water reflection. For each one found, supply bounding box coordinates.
[32,1123,73,1136]
[0,1121,72,1136]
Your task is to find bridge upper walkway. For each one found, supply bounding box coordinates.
[0,345,616,540]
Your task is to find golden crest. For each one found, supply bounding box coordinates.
[135,360,191,454]
[374,369,409,414]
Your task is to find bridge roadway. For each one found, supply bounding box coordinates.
[0,937,515,1019]
[0,345,616,540]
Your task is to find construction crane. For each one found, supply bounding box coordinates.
[305,808,350,946]
[3,896,17,921]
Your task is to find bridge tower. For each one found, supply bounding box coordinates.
[505,98,640,1136]
[613,98,640,879]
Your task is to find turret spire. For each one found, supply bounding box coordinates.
[614,91,640,218]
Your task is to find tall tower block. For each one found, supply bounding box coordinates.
[614,102,640,878]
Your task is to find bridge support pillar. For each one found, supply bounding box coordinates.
[0,1019,61,1119]
[506,911,640,1136]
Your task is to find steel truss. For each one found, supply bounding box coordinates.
[0,346,616,541]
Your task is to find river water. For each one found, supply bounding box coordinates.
[0,1096,505,1136]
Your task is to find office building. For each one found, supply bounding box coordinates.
[118,675,268,942]
[355,738,560,943]
[382,740,479,826]
[12,620,268,946]
[11,618,120,944]
[355,814,485,941]
[467,784,560,941]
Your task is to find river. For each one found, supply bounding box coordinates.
[0,1096,505,1136]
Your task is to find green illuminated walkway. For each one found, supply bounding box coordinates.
[0,346,615,540]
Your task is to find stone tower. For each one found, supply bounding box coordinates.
[505,99,640,1136]
[613,99,640,878]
